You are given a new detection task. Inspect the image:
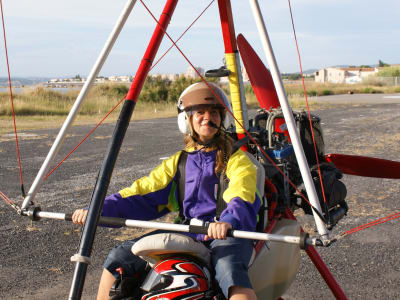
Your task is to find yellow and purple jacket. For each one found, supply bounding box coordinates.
[101,148,262,240]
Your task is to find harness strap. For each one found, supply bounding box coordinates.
[176,151,188,223]
[215,173,228,220]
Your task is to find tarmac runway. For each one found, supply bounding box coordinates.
[314,93,400,104]
[0,93,399,299]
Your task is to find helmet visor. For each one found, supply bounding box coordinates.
[141,269,173,292]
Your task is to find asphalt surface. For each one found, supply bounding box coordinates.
[0,94,399,299]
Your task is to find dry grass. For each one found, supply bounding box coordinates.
[285,81,399,97]
[0,81,398,134]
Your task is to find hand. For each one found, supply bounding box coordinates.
[204,222,232,241]
[72,208,88,226]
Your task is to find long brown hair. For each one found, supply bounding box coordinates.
[184,129,234,175]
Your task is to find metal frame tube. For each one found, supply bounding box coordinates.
[30,210,304,245]
[21,0,138,210]
[68,1,178,299]
[68,100,136,300]
[248,0,329,240]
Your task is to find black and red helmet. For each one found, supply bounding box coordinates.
[140,257,212,300]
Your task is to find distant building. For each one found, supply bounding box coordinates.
[148,73,178,81]
[166,73,179,81]
[315,67,378,84]
[95,77,107,83]
[186,66,204,79]
[108,75,132,82]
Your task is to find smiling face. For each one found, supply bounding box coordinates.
[190,105,222,143]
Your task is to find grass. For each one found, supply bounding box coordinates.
[284,81,398,97]
[0,81,399,134]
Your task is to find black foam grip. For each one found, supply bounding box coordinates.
[189,225,209,235]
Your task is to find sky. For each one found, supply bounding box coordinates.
[0,0,399,78]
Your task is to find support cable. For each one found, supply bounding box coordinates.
[44,96,126,180]
[0,190,21,213]
[337,211,400,239]
[0,0,25,197]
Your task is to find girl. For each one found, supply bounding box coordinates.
[73,82,261,299]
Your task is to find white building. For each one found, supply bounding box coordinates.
[315,67,378,84]
[186,66,204,78]
[108,75,132,82]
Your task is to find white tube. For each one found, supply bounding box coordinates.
[232,230,300,244]
[29,210,303,245]
[36,211,66,221]
[248,0,329,240]
[125,220,191,232]
[21,0,138,210]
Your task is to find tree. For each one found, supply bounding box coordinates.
[376,66,400,77]
[378,60,389,67]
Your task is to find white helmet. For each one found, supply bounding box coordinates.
[177,82,233,134]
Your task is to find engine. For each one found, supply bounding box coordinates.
[244,108,348,230]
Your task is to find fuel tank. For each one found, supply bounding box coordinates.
[249,218,301,300]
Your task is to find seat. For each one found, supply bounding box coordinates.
[131,233,211,267]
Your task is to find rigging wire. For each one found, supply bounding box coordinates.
[44,95,126,180]
[337,211,400,239]
[0,0,25,198]
[287,0,328,208]
[42,0,215,180]
[0,190,20,212]
[139,0,326,222]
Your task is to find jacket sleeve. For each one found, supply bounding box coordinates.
[219,150,262,231]
[101,152,182,221]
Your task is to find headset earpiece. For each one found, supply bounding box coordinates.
[177,111,190,134]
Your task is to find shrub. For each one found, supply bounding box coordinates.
[360,87,383,94]
[92,83,129,98]
[377,66,400,77]
[307,90,317,97]
[321,90,333,96]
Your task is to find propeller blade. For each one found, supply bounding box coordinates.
[325,153,400,179]
[237,34,280,110]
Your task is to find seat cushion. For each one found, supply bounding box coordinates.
[131,233,211,266]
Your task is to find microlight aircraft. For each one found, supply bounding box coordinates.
[1,0,399,299]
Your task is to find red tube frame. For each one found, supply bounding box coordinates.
[125,0,178,103]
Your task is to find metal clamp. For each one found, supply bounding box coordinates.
[26,206,42,221]
[71,254,92,265]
